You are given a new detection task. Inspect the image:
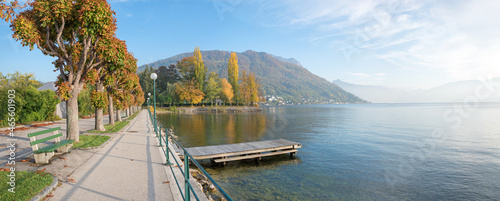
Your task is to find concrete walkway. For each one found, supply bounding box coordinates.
[47,110,175,200]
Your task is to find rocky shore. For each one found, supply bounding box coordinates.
[190,168,227,201]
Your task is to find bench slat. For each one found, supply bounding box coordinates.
[30,133,63,146]
[33,140,74,154]
[28,127,61,137]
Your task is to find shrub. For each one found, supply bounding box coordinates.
[169,106,177,112]
[0,86,60,126]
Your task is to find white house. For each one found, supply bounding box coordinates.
[37,82,67,119]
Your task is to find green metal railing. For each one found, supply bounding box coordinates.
[147,108,232,201]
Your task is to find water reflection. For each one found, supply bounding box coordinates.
[157,112,268,147]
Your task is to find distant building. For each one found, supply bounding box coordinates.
[37,82,66,119]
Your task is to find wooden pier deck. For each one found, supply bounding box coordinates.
[177,139,301,164]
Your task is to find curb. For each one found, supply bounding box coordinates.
[29,174,59,201]
[0,121,59,132]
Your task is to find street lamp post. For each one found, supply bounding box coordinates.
[151,73,158,135]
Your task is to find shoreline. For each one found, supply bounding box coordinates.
[156,106,262,114]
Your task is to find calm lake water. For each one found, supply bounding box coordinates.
[157,103,500,200]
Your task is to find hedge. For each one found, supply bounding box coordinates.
[0,86,60,127]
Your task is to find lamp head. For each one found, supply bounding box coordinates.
[150,73,157,80]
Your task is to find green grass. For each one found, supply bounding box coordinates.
[87,120,129,133]
[0,171,54,201]
[128,111,140,119]
[73,135,111,148]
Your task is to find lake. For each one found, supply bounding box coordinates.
[157,103,500,200]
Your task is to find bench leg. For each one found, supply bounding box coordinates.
[56,143,73,153]
[34,152,55,164]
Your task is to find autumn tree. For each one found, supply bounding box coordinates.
[220,78,233,106]
[205,72,222,106]
[0,0,28,23]
[87,37,127,130]
[239,70,250,105]
[105,50,136,125]
[175,80,204,106]
[240,71,260,106]
[248,72,260,105]
[10,0,118,142]
[227,52,239,105]
[193,47,206,91]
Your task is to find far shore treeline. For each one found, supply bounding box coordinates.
[138,47,262,107]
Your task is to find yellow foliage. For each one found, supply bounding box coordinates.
[227,52,239,100]
[221,78,233,104]
[175,80,205,106]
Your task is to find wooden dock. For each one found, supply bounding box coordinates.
[177,139,301,165]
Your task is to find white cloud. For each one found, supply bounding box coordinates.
[252,0,500,85]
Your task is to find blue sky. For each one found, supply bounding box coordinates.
[1,0,499,89]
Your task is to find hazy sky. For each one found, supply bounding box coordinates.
[1,0,499,89]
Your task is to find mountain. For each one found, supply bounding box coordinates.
[333,79,403,103]
[333,78,500,103]
[139,50,365,103]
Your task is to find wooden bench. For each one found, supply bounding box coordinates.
[28,127,74,164]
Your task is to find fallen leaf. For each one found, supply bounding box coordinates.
[35,168,46,174]
[163,181,170,184]
[130,159,134,161]
[59,157,66,160]
[64,165,68,167]
[45,194,54,197]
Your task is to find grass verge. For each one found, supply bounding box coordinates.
[128,111,140,119]
[0,171,53,201]
[87,120,129,134]
[73,135,111,148]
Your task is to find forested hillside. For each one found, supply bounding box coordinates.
[139,50,365,103]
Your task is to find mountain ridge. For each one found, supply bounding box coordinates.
[139,50,365,103]
[334,78,500,103]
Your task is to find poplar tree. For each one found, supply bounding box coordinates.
[227,52,239,105]
[193,47,206,91]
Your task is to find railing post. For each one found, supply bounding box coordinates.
[166,131,170,165]
[185,153,190,201]
[159,125,162,147]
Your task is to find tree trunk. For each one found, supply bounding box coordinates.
[117,109,122,121]
[94,82,105,131]
[95,107,105,131]
[108,94,115,125]
[66,93,80,142]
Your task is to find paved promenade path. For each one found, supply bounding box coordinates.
[47,110,175,200]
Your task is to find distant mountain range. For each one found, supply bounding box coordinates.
[333,78,500,103]
[139,50,365,103]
